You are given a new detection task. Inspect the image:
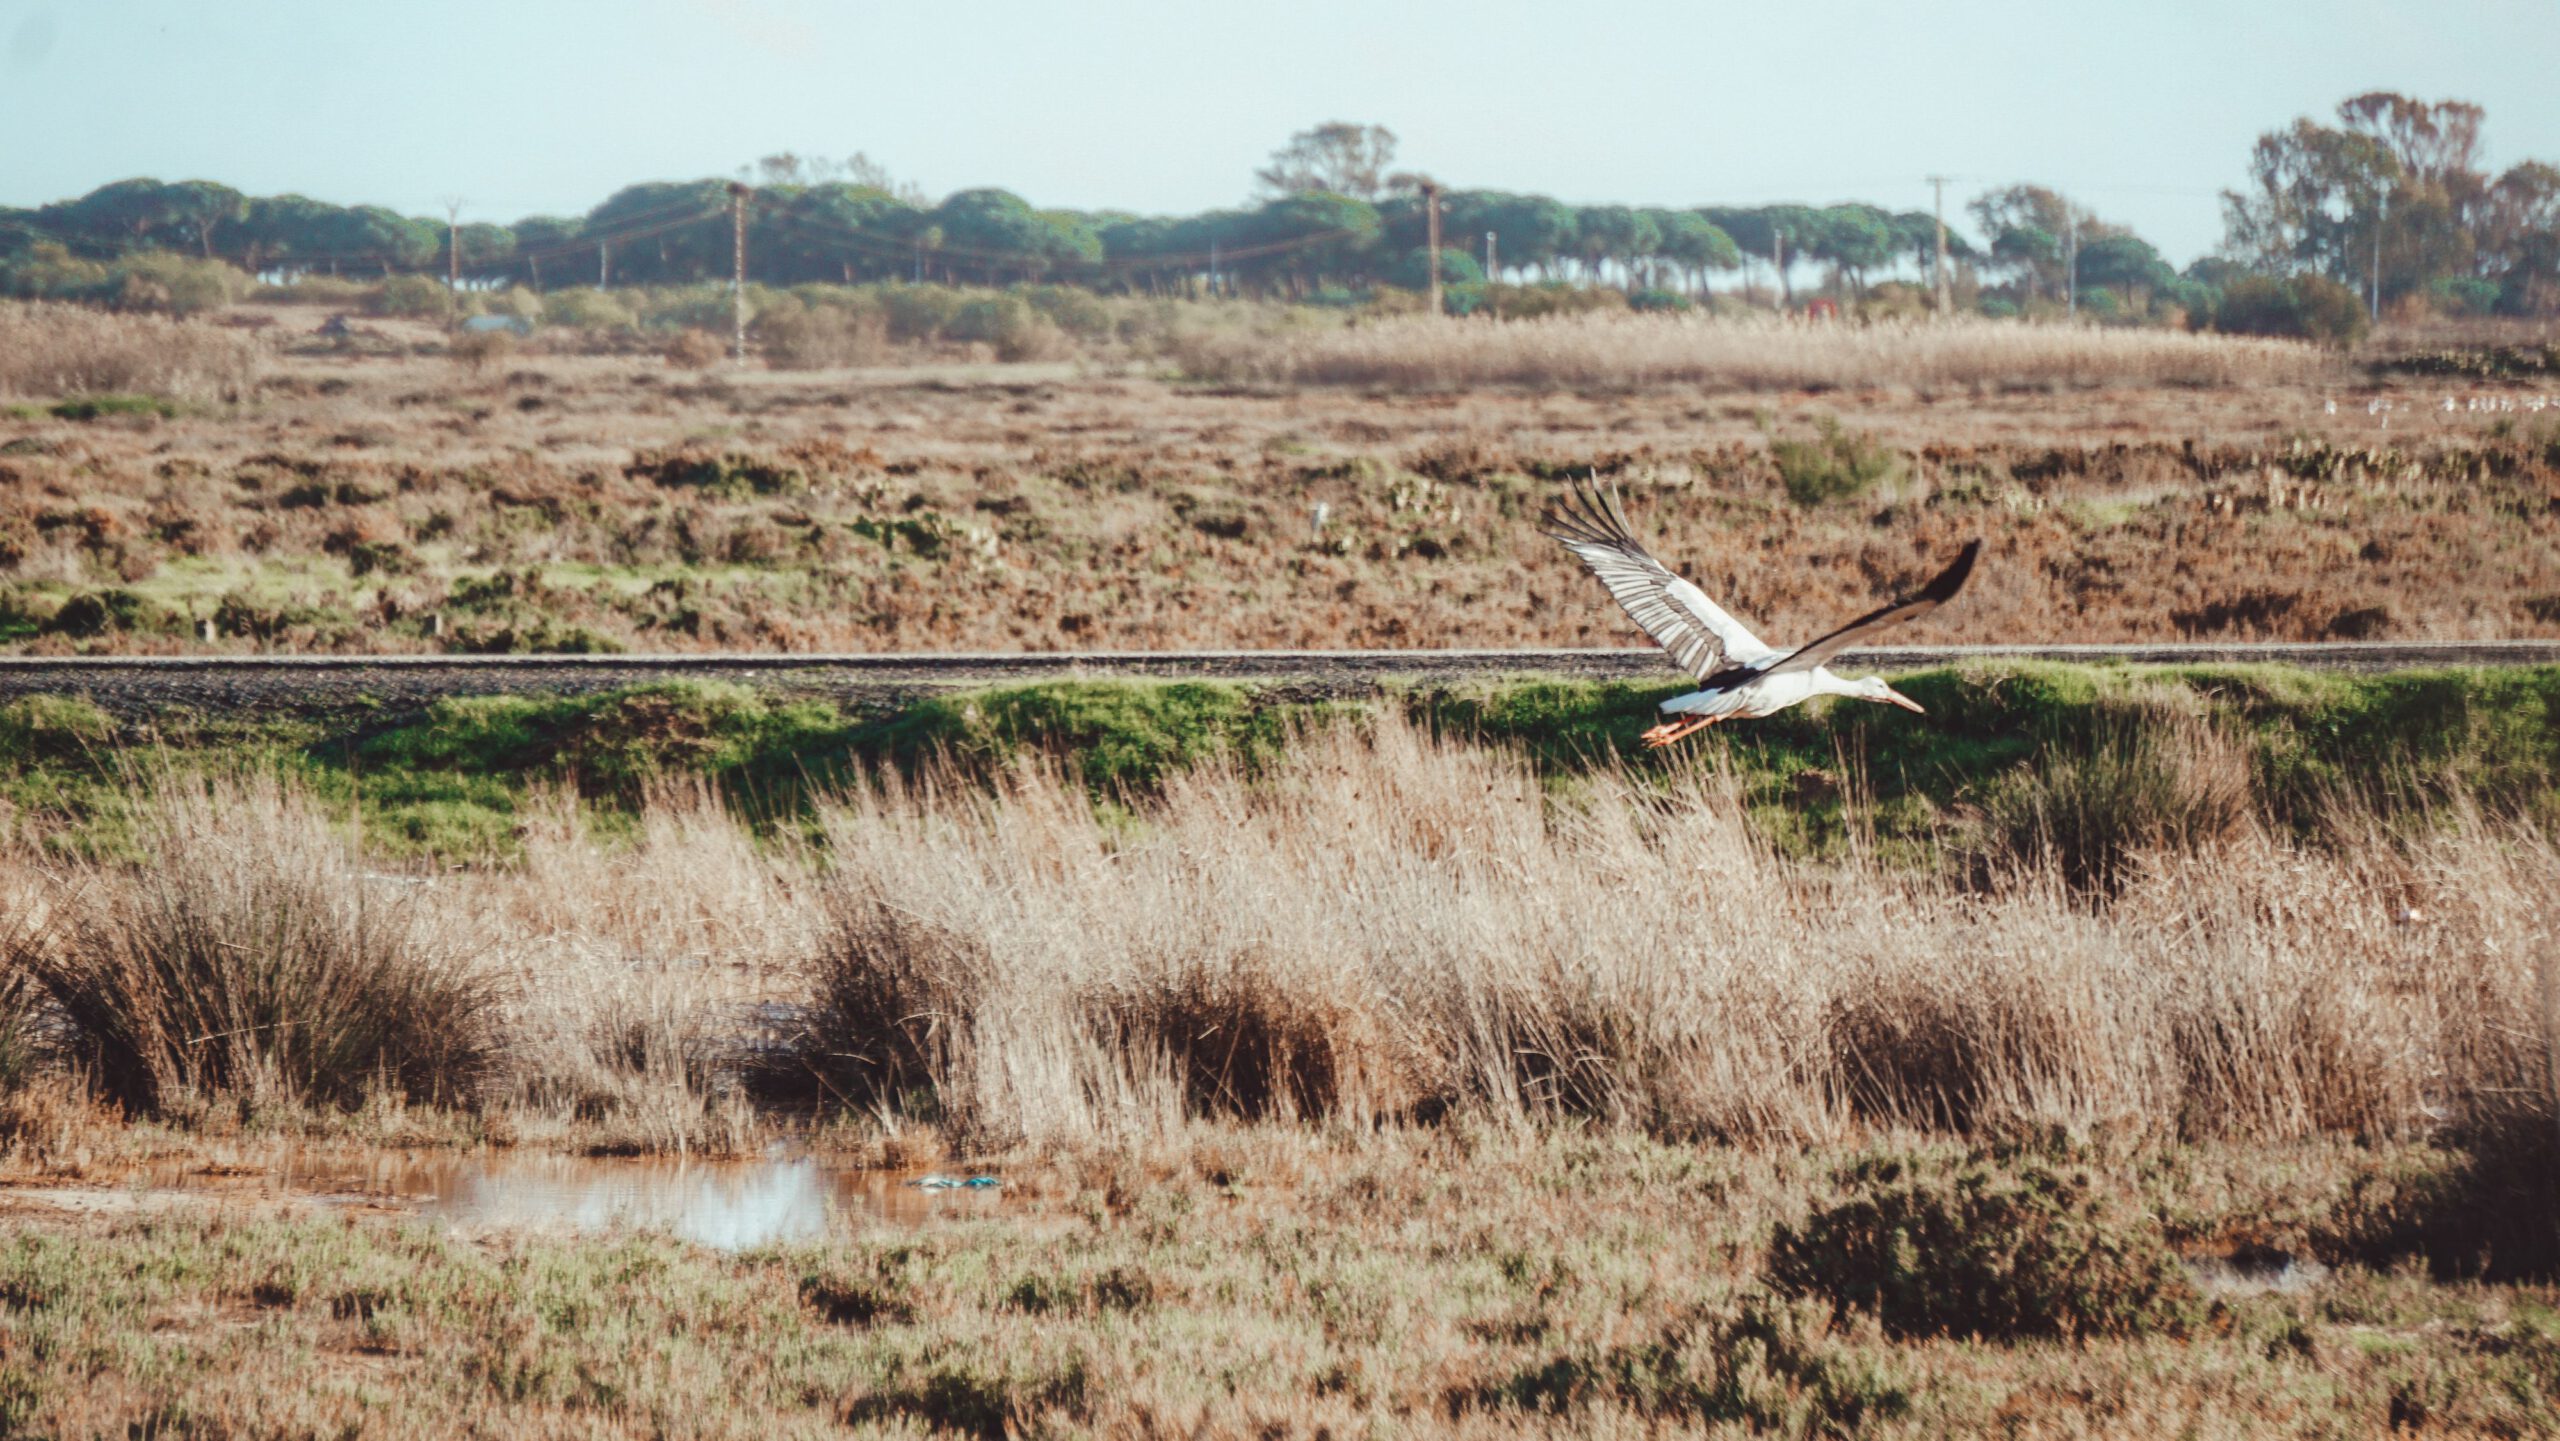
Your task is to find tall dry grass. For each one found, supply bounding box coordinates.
[805,715,2553,1148]
[0,719,2546,1157]
[2,774,503,1114]
[474,786,814,1150]
[1176,312,2334,391]
[0,300,265,402]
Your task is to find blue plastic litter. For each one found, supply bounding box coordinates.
[908,1174,1001,1190]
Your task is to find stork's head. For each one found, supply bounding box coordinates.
[1850,675,1925,713]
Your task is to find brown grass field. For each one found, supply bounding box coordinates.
[2,301,2557,657]
[0,723,2555,1434]
[6,300,2560,1435]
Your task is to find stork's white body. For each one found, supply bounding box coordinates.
[1661,665,1850,722]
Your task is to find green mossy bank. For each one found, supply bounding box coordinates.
[2,661,2555,859]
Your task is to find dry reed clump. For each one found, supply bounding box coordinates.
[468,786,813,1152]
[803,713,2555,1149]
[1957,702,2256,895]
[0,301,264,403]
[0,772,503,1114]
[1176,313,2334,391]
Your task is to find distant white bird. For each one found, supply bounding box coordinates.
[1548,482,1983,749]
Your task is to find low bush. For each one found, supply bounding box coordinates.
[539,286,637,332]
[1770,1148,2201,1340]
[1478,1293,1908,1428]
[662,328,725,369]
[1771,415,1896,506]
[946,294,1066,361]
[6,773,506,1113]
[448,329,513,372]
[758,301,888,369]
[47,393,176,421]
[2216,274,2369,347]
[0,301,262,402]
[368,274,454,320]
[1961,707,2253,893]
[107,253,252,318]
[39,589,182,639]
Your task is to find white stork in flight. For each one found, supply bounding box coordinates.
[1548,481,1982,749]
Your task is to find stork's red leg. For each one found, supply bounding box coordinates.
[1640,714,1721,750]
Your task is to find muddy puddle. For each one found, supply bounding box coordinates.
[119,1150,1001,1250]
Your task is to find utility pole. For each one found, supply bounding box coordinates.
[1422,180,1444,316]
[442,198,463,326]
[1485,231,1498,317]
[599,241,610,289]
[2064,210,2078,318]
[1209,240,1220,299]
[2370,189,2389,322]
[1773,228,1788,311]
[729,183,750,366]
[1925,175,1952,315]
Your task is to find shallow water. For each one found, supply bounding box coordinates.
[139,1149,1000,1250]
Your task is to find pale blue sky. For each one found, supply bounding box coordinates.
[3,0,2550,263]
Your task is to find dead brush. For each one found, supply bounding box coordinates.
[1175,313,2335,392]
[0,301,264,402]
[799,710,2556,1149]
[467,784,807,1153]
[1,771,504,1114]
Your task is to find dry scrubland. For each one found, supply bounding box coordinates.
[1174,313,2338,391]
[0,717,2558,1431]
[1,301,2556,655]
[9,302,2560,1433]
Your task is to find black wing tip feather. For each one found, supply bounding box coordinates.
[1921,538,1983,604]
[1542,476,1632,548]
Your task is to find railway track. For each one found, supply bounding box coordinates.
[2,642,2556,717]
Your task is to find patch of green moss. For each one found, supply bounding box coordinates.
[48,394,177,422]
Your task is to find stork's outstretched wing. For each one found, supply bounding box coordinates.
[1761,539,1982,678]
[1546,481,1778,680]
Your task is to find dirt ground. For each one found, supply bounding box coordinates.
[4,302,2559,658]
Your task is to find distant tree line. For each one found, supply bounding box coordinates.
[3,94,2552,329]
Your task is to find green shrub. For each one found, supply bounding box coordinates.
[0,695,115,762]
[879,284,964,343]
[1019,284,1113,338]
[1961,708,2251,894]
[48,393,176,422]
[40,589,181,639]
[1384,247,1485,294]
[1477,1293,1908,1428]
[1770,415,1896,506]
[947,291,1034,348]
[112,253,252,318]
[540,287,636,332]
[1770,1148,2201,1341]
[1627,288,1694,313]
[369,274,453,320]
[2426,276,2501,317]
[2215,274,2367,346]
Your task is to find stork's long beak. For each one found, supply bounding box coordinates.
[1881,686,1925,714]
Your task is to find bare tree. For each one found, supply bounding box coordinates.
[1256,123,1398,200]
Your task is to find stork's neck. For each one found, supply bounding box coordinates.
[1805,668,1861,697]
